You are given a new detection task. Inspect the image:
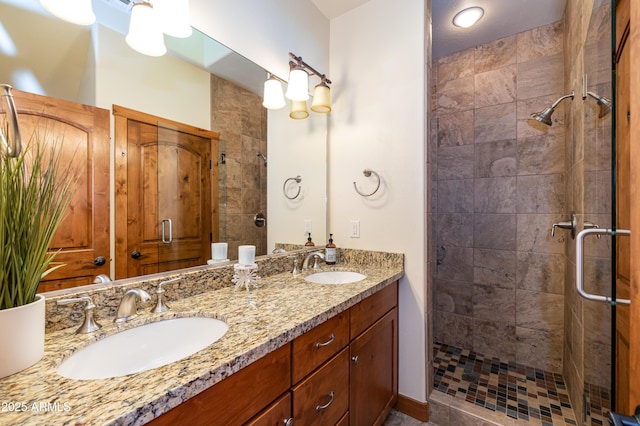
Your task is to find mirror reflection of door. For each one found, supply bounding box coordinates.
[114,106,219,279]
[3,90,111,291]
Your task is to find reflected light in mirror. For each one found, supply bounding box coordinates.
[126,1,166,57]
[155,0,192,38]
[40,0,95,26]
[262,76,285,109]
[452,6,484,29]
[0,21,16,57]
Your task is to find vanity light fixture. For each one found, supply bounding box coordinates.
[290,100,309,120]
[262,73,286,110]
[452,6,484,29]
[154,0,192,38]
[311,78,331,113]
[40,0,96,26]
[285,61,310,101]
[126,1,167,57]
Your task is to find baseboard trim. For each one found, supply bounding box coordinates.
[395,394,429,422]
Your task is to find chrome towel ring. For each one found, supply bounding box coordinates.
[353,169,380,197]
[283,175,302,200]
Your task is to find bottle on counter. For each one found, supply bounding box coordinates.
[305,232,315,246]
[325,233,336,265]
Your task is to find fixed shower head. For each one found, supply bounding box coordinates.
[586,91,612,118]
[530,91,575,126]
[257,152,267,166]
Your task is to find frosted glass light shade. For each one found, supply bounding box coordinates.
[126,2,167,57]
[285,67,309,101]
[311,82,331,113]
[452,7,484,28]
[40,0,96,26]
[289,100,309,120]
[262,77,285,109]
[154,0,192,38]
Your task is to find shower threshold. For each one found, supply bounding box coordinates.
[431,343,610,425]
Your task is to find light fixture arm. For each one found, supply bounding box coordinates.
[289,52,332,85]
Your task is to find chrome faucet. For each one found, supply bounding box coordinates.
[302,251,325,271]
[115,289,151,323]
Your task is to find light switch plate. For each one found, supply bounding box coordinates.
[350,220,360,238]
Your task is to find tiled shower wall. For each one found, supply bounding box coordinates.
[432,21,569,373]
[210,74,268,259]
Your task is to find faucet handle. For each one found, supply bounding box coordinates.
[57,296,102,334]
[288,255,300,275]
[312,254,322,270]
[152,277,181,313]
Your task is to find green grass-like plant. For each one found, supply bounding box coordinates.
[0,129,75,310]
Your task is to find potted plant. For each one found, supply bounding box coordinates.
[0,84,75,378]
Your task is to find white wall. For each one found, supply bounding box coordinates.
[329,0,427,401]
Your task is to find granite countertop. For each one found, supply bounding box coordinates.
[0,254,403,426]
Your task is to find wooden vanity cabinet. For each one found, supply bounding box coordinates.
[245,392,293,426]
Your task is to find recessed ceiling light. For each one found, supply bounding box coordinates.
[452,6,484,28]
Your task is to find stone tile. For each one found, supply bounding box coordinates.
[436,245,474,282]
[516,174,565,213]
[434,311,473,349]
[474,177,516,213]
[516,21,563,63]
[584,170,612,214]
[517,134,564,176]
[516,252,565,295]
[516,214,566,254]
[584,340,611,389]
[584,124,612,172]
[474,65,517,108]
[437,110,474,147]
[436,76,475,113]
[583,255,612,297]
[436,48,475,85]
[437,180,473,213]
[584,297,611,346]
[472,319,516,360]
[475,35,517,74]
[516,327,563,373]
[436,213,473,247]
[516,53,564,100]
[426,398,450,426]
[434,279,473,316]
[474,103,516,143]
[437,145,474,180]
[516,96,567,139]
[515,290,564,331]
[473,248,516,289]
[474,139,516,178]
[473,284,515,323]
[474,214,516,251]
[449,406,507,426]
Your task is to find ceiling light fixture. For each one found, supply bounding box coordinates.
[452,6,484,29]
[126,1,167,57]
[40,0,96,26]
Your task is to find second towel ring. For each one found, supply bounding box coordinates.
[283,175,302,200]
[353,169,381,197]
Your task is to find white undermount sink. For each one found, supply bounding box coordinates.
[57,317,228,380]
[304,271,366,285]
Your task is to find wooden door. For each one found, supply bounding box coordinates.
[114,105,218,279]
[3,90,110,291]
[617,0,640,412]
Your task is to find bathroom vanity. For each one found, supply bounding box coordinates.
[0,249,403,426]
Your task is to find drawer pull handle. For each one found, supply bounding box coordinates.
[284,418,294,426]
[315,391,335,412]
[315,333,335,349]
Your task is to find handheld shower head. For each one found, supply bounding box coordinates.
[530,91,575,127]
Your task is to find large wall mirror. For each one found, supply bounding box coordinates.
[0,0,327,287]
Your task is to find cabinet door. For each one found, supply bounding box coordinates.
[350,308,398,426]
[245,392,293,426]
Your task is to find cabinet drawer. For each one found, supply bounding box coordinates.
[336,411,349,426]
[350,281,398,339]
[245,392,292,426]
[292,311,349,383]
[292,348,349,426]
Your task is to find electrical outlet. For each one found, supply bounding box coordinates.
[304,220,312,235]
[350,220,360,238]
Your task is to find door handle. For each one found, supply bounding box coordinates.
[161,218,173,244]
[93,256,106,266]
[576,228,630,305]
[131,250,141,259]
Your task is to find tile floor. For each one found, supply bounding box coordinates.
[432,342,610,425]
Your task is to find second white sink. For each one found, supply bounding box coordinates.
[57,317,228,380]
[304,271,366,285]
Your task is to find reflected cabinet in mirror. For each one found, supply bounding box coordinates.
[0,0,327,290]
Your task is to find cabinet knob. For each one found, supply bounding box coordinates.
[352,355,359,364]
[283,418,294,426]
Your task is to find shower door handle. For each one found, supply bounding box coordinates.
[161,218,173,244]
[575,228,630,305]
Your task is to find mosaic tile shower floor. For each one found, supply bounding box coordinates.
[433,342,611,425]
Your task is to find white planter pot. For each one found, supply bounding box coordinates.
[0,294,45,378]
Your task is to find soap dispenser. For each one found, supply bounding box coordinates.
[325,233,336,265]
[305,232,315,246]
